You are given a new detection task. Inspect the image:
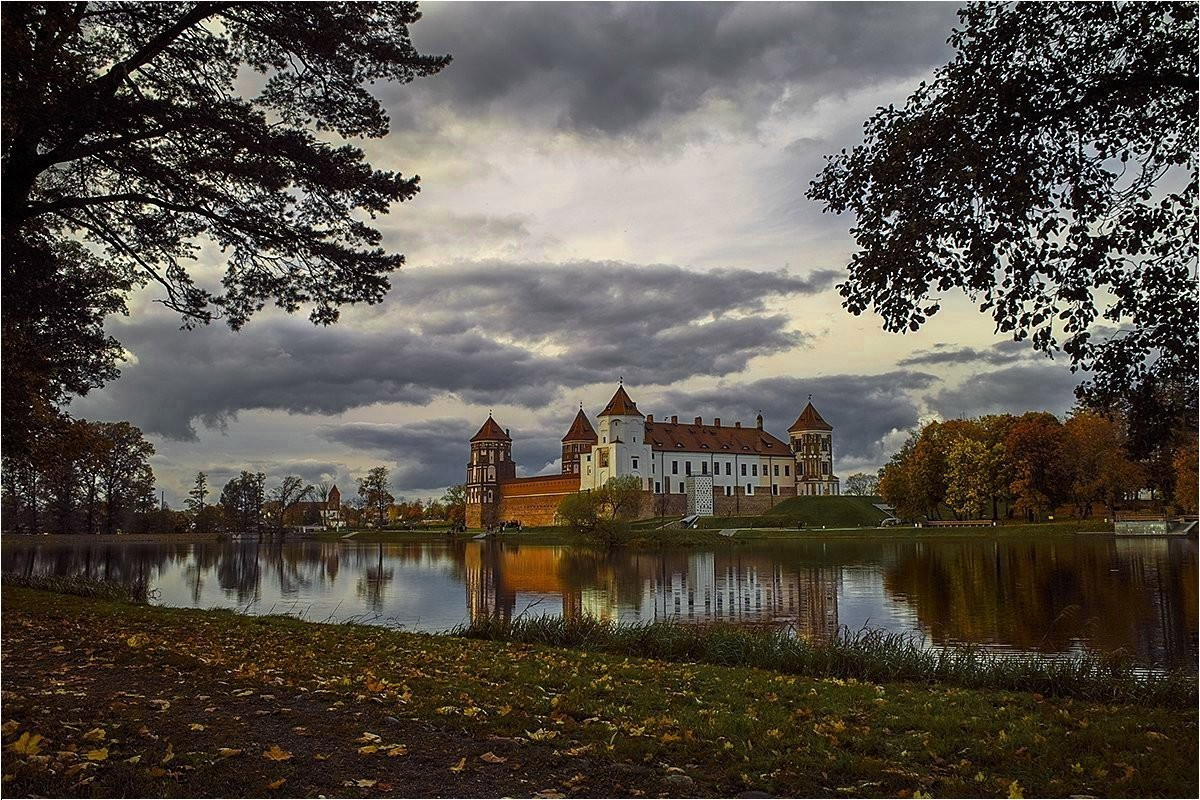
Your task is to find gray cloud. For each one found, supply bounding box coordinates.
[929,363,1083,420]
[398,2,958,140]
[654,371,939,464]
[897,339,1033,367]
[77,261,827,440]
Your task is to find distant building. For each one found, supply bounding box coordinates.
[466,383,839,528]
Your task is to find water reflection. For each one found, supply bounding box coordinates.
[2,535,1195,668]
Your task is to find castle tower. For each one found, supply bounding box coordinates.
[561,405,598,475]
[788,399,839,496]
[466,414,515,528]
[583,383,652,491]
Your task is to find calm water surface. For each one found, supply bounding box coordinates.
[3,535,1196,668]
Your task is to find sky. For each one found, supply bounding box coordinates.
[72,2,1085,506]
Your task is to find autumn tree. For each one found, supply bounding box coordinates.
[220,471,265,534]
[441,483,467,525]
[1004,413,1068,521]
[878,433,922,522]
[357,466,393,530]
[843,472,879,496]
[1172,437,1199,514]
[1,3,450,458]
[808,3,1198,441]
[1062,411,1144,517]
[557,475,644,548]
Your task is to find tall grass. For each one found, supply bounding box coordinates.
[2,573,152,604]
[454,615,1197,708]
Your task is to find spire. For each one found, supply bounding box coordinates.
[597,383,643,418]
[788,401,833,433]
[562,407,599,443]
[470,415,511,442]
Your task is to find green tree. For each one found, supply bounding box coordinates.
[93,421,156,534]
[186,472,208,515]
[843,472,879,496]
[220,471,265,534]
[556,475,643,548]
[1,3,450,458]
[441,483,467,525]
[357,466,392,530]
[808,3,1198,440]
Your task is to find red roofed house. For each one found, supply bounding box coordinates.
[465,383,839,528]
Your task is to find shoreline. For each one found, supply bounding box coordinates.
[2,585,1196,798]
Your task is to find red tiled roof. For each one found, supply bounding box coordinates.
[788,402,833,432]
[561,408,598,443]
[470,416,511,442]
[644,421,792,455]
[597,385,643,418]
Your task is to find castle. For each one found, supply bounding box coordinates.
[465,383,839,528]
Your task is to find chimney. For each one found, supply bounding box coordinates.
[714,417,721,427]
[694,416,702,426]
[505,428,510,436]
[735,420,742,428]
[671,415,678,424]
[646,414,654,423]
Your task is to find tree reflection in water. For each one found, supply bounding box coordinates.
[3,535,1195,667]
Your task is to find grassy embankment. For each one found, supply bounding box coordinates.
[2,581,1196,798]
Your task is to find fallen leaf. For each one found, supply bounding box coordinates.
[480,751,507,764]
[1008,780,1024,799]
[127,634,149,648]
[526,729,558,742]
[355,778,378,787]
[85,748,108,761]
[149,699,170,712]
[497,705,512,717]
[386,745,408,757]
[189,723,206,731]
[125,755,141,765]
[1,721,18,736]
[462,706,481,717]
[82,728,106,741]
[450,756,467,773]
[8,732,43,756]
[358,745,379,754]
[145,767,168,778]
[161,743,175,764]
[436,706,457,715]
[313,753,329,761]
[262,745,293,761]
[267,778,287,790]
[217,748,243,758]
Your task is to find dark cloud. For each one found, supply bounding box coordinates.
[653,371,938,464]
[399,2,958,139]
[77,261,827,440]
[317,418,564,490]
[929,363,1083,420]
[897,340,1034,367]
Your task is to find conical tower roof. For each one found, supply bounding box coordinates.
[562,407,598,443]
[788,401,832,432]
[597,384,643,418]
[470,415,511,442]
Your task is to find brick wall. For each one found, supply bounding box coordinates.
[495,474,582,526]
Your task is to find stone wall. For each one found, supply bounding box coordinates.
[496,474,582,526]
[637,484,797,519]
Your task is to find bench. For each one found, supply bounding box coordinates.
[919,519,996,528]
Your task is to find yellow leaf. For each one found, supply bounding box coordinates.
[355,732,381,743]
[262,745,292,761]
[436,706,457,715]
[9,733,44,756]
[127,634,149,648]
[161,743,175,765]
[125,755,141,765]
[358,745,379,754]
[217,748,243,758]
[1,721,19,736]
[267,778,287,790]
[450,756,467,773]
[356,778,378,787]
[480,751,507,764]
[1008,780,1024,799]
[462,706,481,717]
[497,705,512,717]
[82,728,106,741]
[386,745,408,757]
[313,753,329,761]
[660,732,681,743]
[189,723,206,731]
[85,748,109,762]
[1071,763,1083,775]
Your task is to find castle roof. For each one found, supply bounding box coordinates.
[597,384,643,418]
[788,402,833,433]
[561,408,598,443]
[470,415,511,442]
[645,420,792,455]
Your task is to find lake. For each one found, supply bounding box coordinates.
[3,534,1196,669]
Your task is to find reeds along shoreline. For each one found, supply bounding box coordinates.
[0,573,152,604]
[454,614,1197,709]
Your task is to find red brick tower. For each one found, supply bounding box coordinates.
[560,405,598,475]
[466,415,515,528]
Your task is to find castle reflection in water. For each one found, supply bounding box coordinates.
[4,535,1196,668]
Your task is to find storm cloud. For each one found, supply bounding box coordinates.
[78,261,828,440]
[399,2,959,139]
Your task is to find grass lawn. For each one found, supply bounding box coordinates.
[2,587,1195,798]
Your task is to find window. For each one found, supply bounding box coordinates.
[823,461,830,475]
[740,463,747,476]
[746,484,753,495]
[701,462,708,475]
[685,462,692,476]
[784,465,790,477]
[751,464,758,477]
[672,460,678,475]
[725,462,732,476]
[598,450,609,468]
[679,482,685,493]
[652,462,656,474]
[632,457,639,470]
[655,481,661,494]
[773,464,779,476]
[772,484,779,496]
[724,486,733,496]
